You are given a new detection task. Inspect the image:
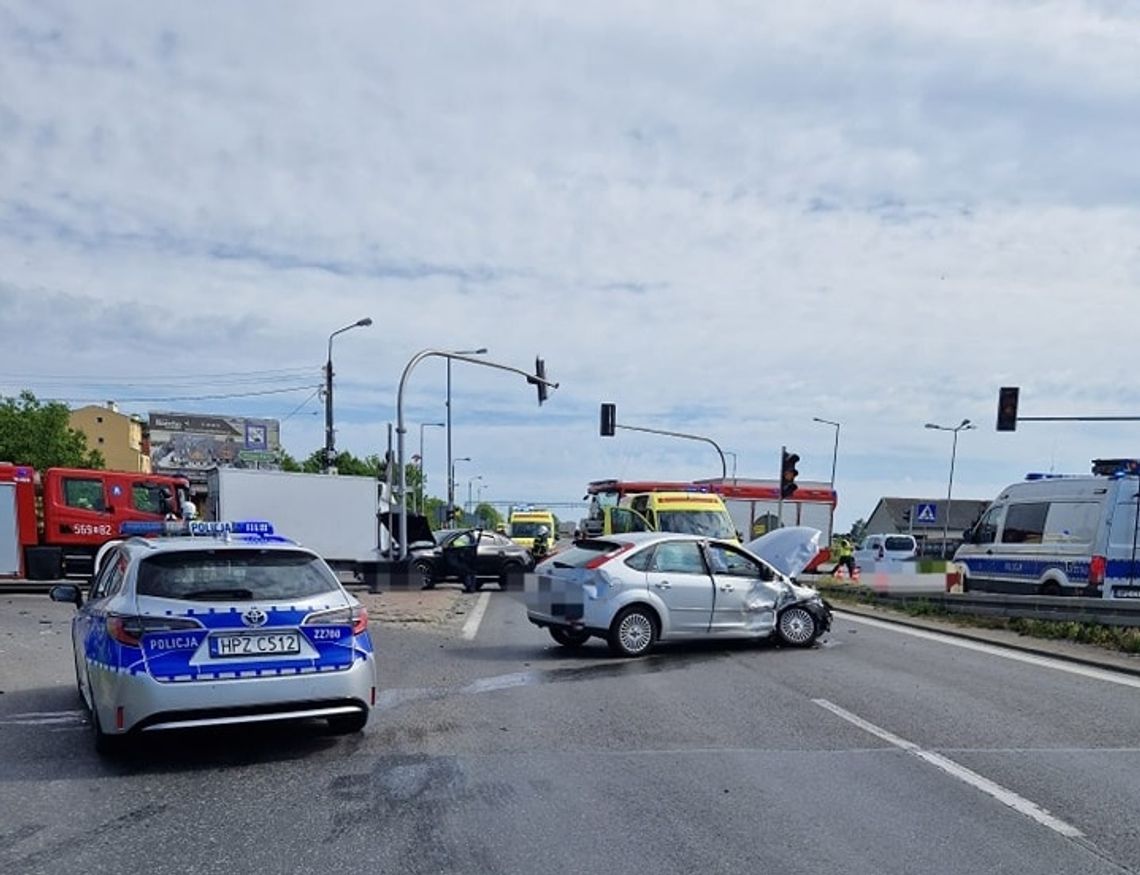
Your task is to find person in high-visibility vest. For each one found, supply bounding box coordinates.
[833,538,855,577]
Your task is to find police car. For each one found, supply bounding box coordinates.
[49,520,376,754]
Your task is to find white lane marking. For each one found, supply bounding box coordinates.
[835,610,1140,690]
[0,710,87,727]
[461,591,492,641]
[814,698,1084,839]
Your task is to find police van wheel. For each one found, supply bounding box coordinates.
[1040,581,1063,597]
[327,712,368,735]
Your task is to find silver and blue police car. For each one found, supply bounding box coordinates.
[50,521,376,754]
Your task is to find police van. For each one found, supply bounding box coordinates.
[954,459,1140,599]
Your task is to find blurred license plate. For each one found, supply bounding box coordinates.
[209,632,301,658]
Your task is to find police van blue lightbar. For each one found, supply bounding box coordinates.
[119,520,275,537]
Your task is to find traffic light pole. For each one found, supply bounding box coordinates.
[395,350,558,560]
[777,445,785,530]
[612,424,727,480]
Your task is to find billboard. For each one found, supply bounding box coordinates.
[148,412,282,474]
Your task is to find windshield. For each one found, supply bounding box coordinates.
[656,510,736,540]
[137,550,340,601]
[511,522,547,537]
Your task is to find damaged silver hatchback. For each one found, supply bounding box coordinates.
[526,528,832,657]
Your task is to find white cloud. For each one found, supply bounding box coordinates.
[2,0,1139,529]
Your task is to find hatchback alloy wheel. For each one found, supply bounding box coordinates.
[777,606,818,647]
[609,606,657,657]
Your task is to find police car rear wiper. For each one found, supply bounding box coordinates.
[182,588,256,601]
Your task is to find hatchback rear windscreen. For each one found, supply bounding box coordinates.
[137,550,340,601]
[885,537,916,552]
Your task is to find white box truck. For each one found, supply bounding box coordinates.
[206,468,390,570]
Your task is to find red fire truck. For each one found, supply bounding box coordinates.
[0,464,191,580]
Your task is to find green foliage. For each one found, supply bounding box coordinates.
[0,391,104,470]
[473,502,502,529]
[847,518,868,542]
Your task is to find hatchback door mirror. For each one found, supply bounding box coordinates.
[50,584,83,607]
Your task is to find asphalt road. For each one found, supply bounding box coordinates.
[1,590,1139,874]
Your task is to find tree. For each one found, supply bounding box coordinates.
[847,518,868,543]
[0,391,104,470]
[473,502,502,530]
[288,448,424,502]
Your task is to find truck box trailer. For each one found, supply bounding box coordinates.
[205,468,389,570]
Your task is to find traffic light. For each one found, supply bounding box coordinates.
[600,403,616,437]
[780,449,800,498]
[529,357,549,405]
[997,386,1019,431]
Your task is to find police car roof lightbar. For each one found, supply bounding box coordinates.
[119,520,276,537]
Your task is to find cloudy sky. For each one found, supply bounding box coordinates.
[3,0,1140,529]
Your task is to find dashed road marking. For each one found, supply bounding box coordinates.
[461,591,492,641]
[814,697,1083,839]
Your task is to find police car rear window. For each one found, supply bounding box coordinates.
[137,550,340,601]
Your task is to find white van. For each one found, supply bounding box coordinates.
[954,459,1140,599]
[854,533,918,569]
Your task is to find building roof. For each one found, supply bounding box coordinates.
[866,497,991,533]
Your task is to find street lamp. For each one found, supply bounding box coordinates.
[925,418,976,557]
[417,421,445,513]
[446,348,488,521]
[812,417,841,490]
[467,474,483,514]
[324,317,372,473]
[450,456,471,522]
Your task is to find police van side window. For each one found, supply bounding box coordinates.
[975,506,1002,545]
[1000,503,1049,545]
[1043,502,1099,544]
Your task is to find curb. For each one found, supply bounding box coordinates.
[831,601,1140,679]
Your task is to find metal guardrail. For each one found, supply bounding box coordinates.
[817,585,1140,627]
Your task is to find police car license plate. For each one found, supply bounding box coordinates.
[209,632,301,658]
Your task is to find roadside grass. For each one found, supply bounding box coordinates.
[819,585,1140,655]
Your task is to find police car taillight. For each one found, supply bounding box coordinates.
[107,615,201,647]
[1089,555,1107,587]
[304,605,368,634]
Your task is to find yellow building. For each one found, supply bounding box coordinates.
[69,403,151,473]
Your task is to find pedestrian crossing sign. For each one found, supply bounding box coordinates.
[915,502,937,524]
